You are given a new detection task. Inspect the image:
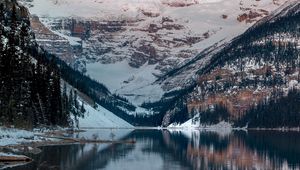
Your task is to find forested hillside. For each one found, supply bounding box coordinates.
[0,0,84,128]
[161,1,300,128]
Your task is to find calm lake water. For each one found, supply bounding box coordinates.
[8,129,300,170]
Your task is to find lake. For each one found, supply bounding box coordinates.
[8,129,300,170]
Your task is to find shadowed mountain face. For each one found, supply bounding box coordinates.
[11,129,300,170]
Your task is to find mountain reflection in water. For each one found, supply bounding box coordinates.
[10,129,300,170]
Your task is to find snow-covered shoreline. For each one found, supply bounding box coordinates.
[1,124,299,151]
[0,127,36,147]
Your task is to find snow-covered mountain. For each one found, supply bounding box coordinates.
[19,0,289,106]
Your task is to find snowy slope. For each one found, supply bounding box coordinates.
[63,81,134,128]
[76,103,134,128]
[20,0,289,106]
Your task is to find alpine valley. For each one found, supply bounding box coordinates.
[15,0,300,128]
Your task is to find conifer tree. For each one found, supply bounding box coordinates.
[0,3,4,25]
[80,101,85,114]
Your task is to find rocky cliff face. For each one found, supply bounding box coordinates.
[30,16,76,64]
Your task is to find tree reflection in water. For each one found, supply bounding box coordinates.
[12,129,300,170]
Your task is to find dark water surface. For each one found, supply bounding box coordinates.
[7,129,300,170]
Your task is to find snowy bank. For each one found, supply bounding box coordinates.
[168,114,233,134]
[0,128,35,146]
